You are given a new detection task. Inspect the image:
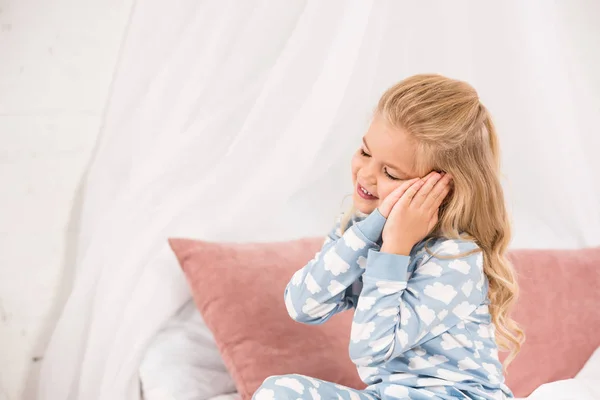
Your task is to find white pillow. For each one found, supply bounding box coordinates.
[139,300,236,400]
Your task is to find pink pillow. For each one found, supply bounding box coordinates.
[169,237,364,400]
[170,237,600,399]
[502,248,600,396]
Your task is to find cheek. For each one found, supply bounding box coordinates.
[377,180,404,202]
[350,155,361,180]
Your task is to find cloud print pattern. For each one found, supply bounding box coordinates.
[285,210,386,323]
[269,210,513,400]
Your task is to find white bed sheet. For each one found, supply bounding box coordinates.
[142,340,600,399]
[139,301,235,400]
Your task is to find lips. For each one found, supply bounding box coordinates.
[357,182,378,200]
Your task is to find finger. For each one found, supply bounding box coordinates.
[422,174,452,211]
[378,178,419,216]
[422,170,440,182]
[398,178,426,207]
[411,172,442,208]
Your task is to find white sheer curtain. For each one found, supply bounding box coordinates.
[38,1,600,399]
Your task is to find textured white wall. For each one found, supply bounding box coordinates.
[0,1,133,398]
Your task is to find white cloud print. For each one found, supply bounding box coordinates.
[436,368,473,382]
[309,387,321,400]
[476,270,485,291]
[483,362,499,377]
[388,373,417,382]
[284,291,298,319]
[441,333,473,350]
[415,261,443,277]
[304,272,321,294]
[458,357,480,371]
[327,280,345,296]
[456,333,473,347]
[397,330,409,347]
[448,259,471,274]
[351,321,376,342]
[303,376,321,388]
[461,280,473,297]
[334,386,361,400]
[369,334,393,352]
[475,304,489,315]
[428,354,450,366]
[253,388,275,400]
[477,324,493,338]
[408,356,428,370]
[383,385,409,398]
[323,248,350,276]
[357,366,379,381]
[417,377,452,387]
[376,280,407,295]
[453,301,476,318]
[357,296,376,311]
[377,307,397,318]
[414,347,426,356]
[408,354,448,370]
[424,282,457,304]
[440,333,461,350]
[415,304,436,325]
[430,324,447,336]
[357,255,367,269]
[400,302,411,325]
[275,377,305,394]
[439,240,460,255]
[302,298,335,319]
[291,269,304,286]
[343,229,366,250]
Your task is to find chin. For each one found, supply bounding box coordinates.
[352,195,377,214]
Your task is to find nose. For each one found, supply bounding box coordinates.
[358,162,377,187]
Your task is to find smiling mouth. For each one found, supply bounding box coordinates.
[356,183,378,200]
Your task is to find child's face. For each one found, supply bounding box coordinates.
[351,115,420,214]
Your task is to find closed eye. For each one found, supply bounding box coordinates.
[360,149,371,157]
[384,168,400,181]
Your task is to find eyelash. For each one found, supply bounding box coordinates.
[384,168,400,181]
[359,149,400,181]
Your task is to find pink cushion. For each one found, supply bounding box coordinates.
[502,248,600,396]
[169,238,364,400]
[169,237,600,399]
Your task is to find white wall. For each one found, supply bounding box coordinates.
[0,1,133,398]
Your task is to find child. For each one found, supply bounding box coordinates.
[253,74,524,400]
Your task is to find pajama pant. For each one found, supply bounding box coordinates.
[252,374,467,400]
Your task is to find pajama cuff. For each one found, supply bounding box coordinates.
[364,249,410,282]
[354,208,386,243]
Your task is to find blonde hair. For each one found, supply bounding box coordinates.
[344,74,524,369]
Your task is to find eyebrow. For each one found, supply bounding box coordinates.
[362,137,411,177]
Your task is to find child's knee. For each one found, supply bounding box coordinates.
[253,375,306,400]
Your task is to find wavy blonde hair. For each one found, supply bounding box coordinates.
[345,74,524,369]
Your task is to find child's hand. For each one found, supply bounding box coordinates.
[381,172,452,255]
[377,177,421,218]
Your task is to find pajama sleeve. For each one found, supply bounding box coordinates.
[349,241,486,367]
[284,209,387,325]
